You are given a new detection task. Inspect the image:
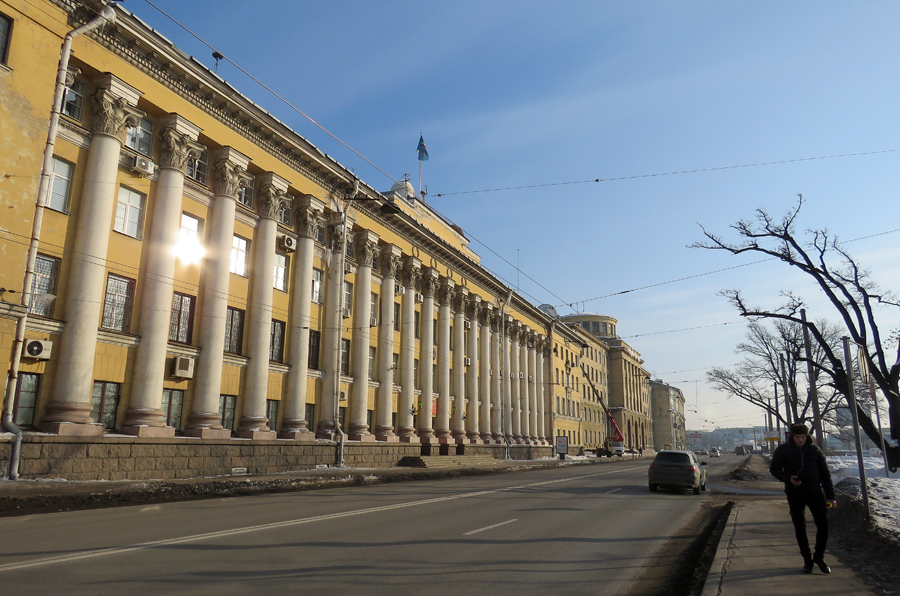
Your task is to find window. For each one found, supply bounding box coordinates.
[177,213,203,265]
[414,310,421,338]
[414,359,420,389]
[592,321,600,334]
[308,330,321,369]
[345,237,356,261]
[48,157,74,212]
[0,13,11,65]
[368,346,377,380]
[13,372,39,427]
[394,302,401,331]
[114,186,145,238]
[340,338,350,375]
[305,403,316,428]
[126,117,153,155]
[273,253,288,291]
[161,388,184,430]
[63,79,85,121]
[270,319,285,362]
[219,395,236,431]
[230,235,249,275]
[266,399,279,430]
[224,307,244,354]
[314,222,326,244]
[237,176,254,208]
[101,274,135,332]
[169,293,195,343]
[186,150,208,185]
[29,254,59,317]
[343,281,353,316]
[311,268,323,303]
[278,202,292,227]
[370,292,379,321]
[392,353,399,385]
[91,381,120,430]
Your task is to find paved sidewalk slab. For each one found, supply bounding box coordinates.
[702,499,875,596]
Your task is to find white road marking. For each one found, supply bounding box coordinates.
[463,518,518,536]
[0,465,644,572]
[605,488,621,494]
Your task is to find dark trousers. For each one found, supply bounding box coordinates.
[786,488,828,560]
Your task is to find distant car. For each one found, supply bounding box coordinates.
[648,450,708,495]
[710,449,720,457]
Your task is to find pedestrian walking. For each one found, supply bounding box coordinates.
[769,423,837,574]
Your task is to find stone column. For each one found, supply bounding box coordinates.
[478,302,493,443]
[124,116,204,438]
[451,286,468,443]
[502,315,514,443]
[374,244,402,441]
[510,321,522,443]
[397,258,421,442]
[416,267,439,441]
[348,230,379,441]
[236,173,287,439]
[465,295,482,443]
[519,328,532,444]
[316,208,351,439]
[280,196,325,440]
[184,147,251,438]
[43,75,144,436]
[490,311,503,443]
[527,332,539,444]
[434,278,454,441]
[536,335,547,444]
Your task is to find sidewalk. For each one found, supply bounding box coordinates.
[702,499,876,596]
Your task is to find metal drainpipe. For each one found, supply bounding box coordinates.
[332,180,357,467]
[2,2,117,481]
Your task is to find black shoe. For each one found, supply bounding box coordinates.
[814,558,831,574]
[802,558,814,574]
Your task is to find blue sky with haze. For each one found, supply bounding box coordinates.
[130,1,900,431]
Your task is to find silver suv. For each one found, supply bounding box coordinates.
[648,450,708,495]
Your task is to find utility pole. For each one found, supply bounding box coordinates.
[801,309,825,449]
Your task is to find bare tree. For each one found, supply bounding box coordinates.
[707,320,843,430]
[692,195,899,470]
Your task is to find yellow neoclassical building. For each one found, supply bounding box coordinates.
[0,0,656,479]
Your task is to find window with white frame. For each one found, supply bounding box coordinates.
[101,274,135,332]
[370,292,379,321]
[273,253,288,291]
[311,268,323,303]
[29,254,59,317]
[62,78,85,121]
[48,157,74,213]
[343,281,353,316]
[186,150,208,185]
[368,346,377,380]
[340,338,351,376]
[314,221,326,244]
[237,176,254,208]
[126,117,153,155]
[114,186,145,239]
[177,213,203,265]
[278,202,292,227]
[229,235,249,276]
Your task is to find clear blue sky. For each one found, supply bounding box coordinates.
[130,1,900,431]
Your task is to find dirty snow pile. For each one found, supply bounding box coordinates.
[830,455,900,544]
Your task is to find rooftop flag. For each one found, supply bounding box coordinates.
[417,135,429,161]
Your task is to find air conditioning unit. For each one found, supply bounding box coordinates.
[395,284,407,296]
[369,316,378,327]
[339,391,347,402]
[171,356,195,379]
[279,235,297,252]
[130,154,155,177]
[528,375,533,382]
[342,307,351,319]
[464,320,471,329]
[464,357,471,366]
[23,339,52,360]
[519,372,525,379]
[488,369,493,376]
[415,293,424,304]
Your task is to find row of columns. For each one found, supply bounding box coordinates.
[39,73,553,445]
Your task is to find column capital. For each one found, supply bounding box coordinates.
[402,257,422,288]
[296,202,325,240]
[380,244,403,278]
[91,88,143,138]
[452,286,469,312]
[466,294,482,319]
[354,229,380,266]
[211,147,252,199]
[421,268,440,299]
[480,301,494,326]
[257,172,291,220]
[437,278,456,307]
[508,318,520,341]
[159,127,205,172]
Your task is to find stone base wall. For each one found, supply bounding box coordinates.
[0,436,554,481]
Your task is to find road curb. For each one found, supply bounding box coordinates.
[701,501,740,596]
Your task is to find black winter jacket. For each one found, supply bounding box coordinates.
[770,437,835,500]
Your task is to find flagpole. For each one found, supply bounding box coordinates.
[418,159,422,199]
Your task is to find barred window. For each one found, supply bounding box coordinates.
[266,399,279,430]
[161,388,184,430]
[29,254,59,317]
[219,394,236,431]
[224,307,244,354]
[308,330,321,370]
[270,319,285,362]
[169,293,195,343]
[13,372,39,427]
[101,274,135,332]
[91,381,120,430]
[62,79,85,121]
[48,157,74,213]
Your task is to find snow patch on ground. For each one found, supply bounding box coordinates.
[830,455,900,544]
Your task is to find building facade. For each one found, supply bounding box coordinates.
[649,380,686,450]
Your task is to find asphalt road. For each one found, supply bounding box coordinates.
[0,458,722,596]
